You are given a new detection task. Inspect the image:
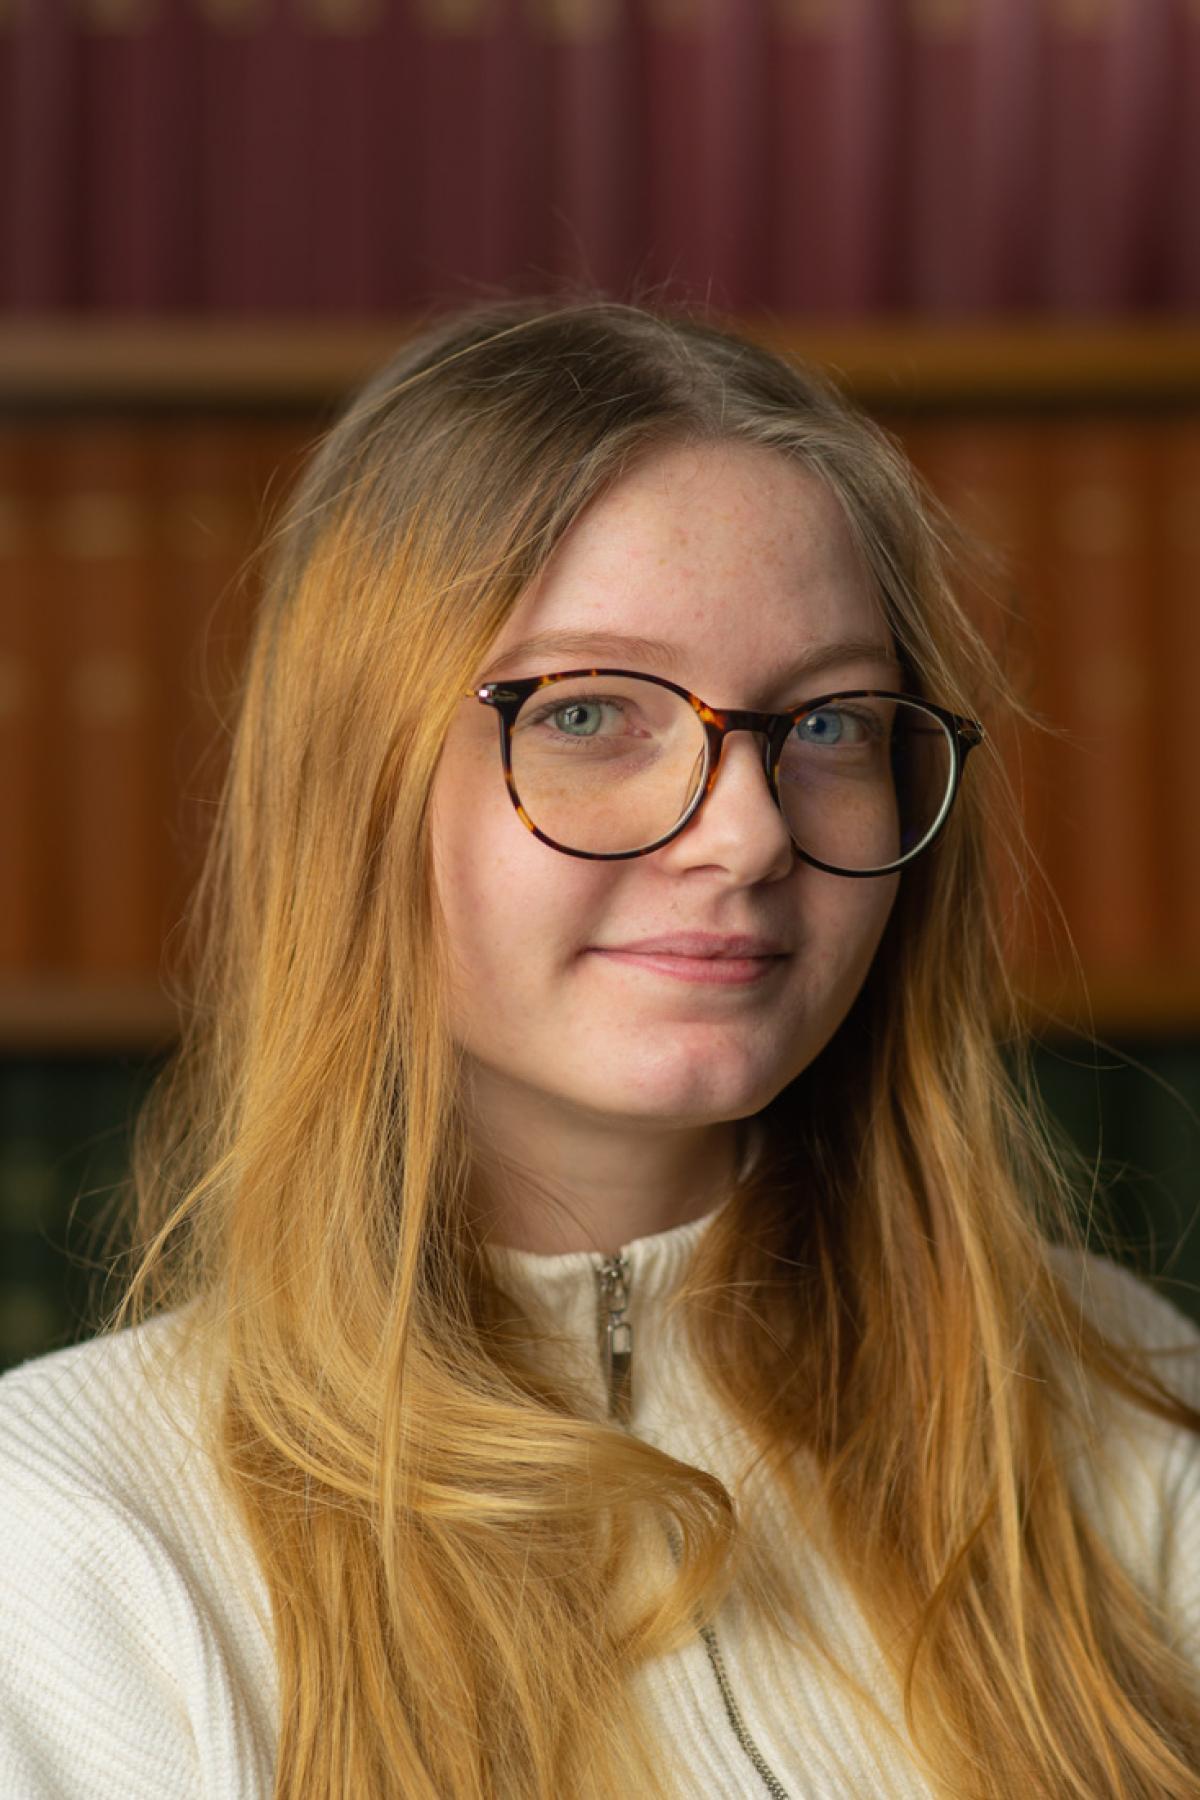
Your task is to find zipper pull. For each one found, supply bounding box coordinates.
[595,1252,633,1425]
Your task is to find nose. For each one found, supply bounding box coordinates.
[662,725,795,878]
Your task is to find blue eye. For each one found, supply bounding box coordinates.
[797,708,849,745]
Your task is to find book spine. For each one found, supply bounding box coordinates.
[151,418,257,956]
[1159,420,1200,978]
[631,0,774,310]
[1042,0,1173,311]
[1036,421,1161,990]
[413,0,529,305]
[539,0,637,297]
[150,415,302,961]
[0,5,12,307]
[47,424,165,978]
[2,0,81,309]
[1163,0,1200,307]
[631,0,709,302]
[897,417,1049,983]
[0,426,38,972]
[688,0,771,310]
[200,0,312,312]
[77,0,200,309]
[901,0,1043,312]
[302,4,383,311]
[766,0,901,313]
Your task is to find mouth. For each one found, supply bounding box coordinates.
[588,947,789,987]
[597,932,790,959]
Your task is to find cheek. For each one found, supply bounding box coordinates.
[431,775,520,981]
[804,873,898,992]
[430,757,609,1013]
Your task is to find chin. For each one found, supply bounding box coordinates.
[582,1071,773,1126]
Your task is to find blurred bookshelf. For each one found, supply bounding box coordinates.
[3,317,1200,1044]
[0,1038,1196,1377]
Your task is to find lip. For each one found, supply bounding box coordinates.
[589,932,791,988]
[599,932,790,958]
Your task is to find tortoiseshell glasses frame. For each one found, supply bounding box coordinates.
[463,667,985,878]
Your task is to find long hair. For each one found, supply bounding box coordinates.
[106,293,1200,1797]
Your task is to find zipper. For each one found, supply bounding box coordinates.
[593,1254,793,1800]
[595,1251,634,1426]
[663,1522,793,1800]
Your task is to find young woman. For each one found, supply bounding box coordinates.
[1,295,1198,1800]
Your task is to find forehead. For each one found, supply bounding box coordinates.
[483,441,892,683]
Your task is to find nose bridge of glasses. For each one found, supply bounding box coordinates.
[703,709,787,793]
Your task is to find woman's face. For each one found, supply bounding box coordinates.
[429,441,901,1143]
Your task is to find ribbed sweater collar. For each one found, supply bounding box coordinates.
[478,1123,763,1417]
[483,1194,730,1314]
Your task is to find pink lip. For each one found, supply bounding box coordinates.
[600,932,789,958]
[591,949,784,986]
[589,932,790,987]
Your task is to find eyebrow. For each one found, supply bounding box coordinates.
[476,629,901,689]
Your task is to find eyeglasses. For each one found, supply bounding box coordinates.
[463,668,984,877]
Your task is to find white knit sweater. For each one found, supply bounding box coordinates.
[1,1205,1198,1799]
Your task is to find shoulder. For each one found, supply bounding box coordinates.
[0,1309,202,1500]
[1043,1243,1200,1654]
[1043,1245,1200,1346]
[1044,1242,1200,1430]
[1046,1243,1200,1367]
[0,1307,244,1576]
[0,1313,276,1798]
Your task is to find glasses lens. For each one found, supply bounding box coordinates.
[510,676,707,854]
[775,696,954,872]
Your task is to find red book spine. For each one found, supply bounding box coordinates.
[542,2,638,297]
[632,0,772,310]
[897,418,1049,985]
[150,418,259,956]
[688,0,771,311]
[1035,422,1162,991]
[2,0,81,309]
[303,5,383,312]
[47,424,165,979]
[765,0,901,314]
[154,416,303,949]
[631,0,709,302]
[1042,0,1174,311]
[413,0,532,305]
[77,0,200,309]
[0,6,12,306]
[201,1,313,312]
[0,427,39,972]
[1158,420,1200,983]
[1162,0,1200,307]
[901,0,1043,312]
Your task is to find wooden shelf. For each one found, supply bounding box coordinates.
[1014,973,1200,1043]
[0,978,180,1055]
[753,317,1200,407]
[0,315,1198,409]
[1,971,1196,1055]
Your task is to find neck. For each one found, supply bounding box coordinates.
[465,1071,744,1256]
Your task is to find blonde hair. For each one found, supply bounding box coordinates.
[107,293,1200,1797]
